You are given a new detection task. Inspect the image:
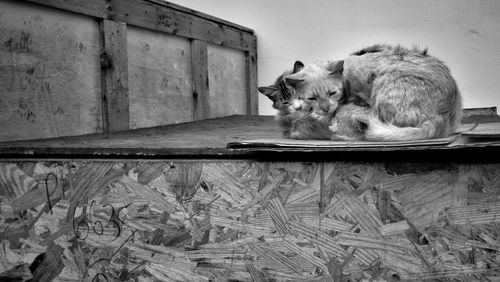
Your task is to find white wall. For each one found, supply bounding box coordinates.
[170,0,500,116]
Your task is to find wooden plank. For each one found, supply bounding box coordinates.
[109,0,257,52]
[100,19,129,132]
[246,51,258,115]
[462,107,497,117]
[145,0,254,33]
[191,40,210,120]
[22,0,108,18]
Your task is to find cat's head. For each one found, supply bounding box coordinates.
[284,60,346,122]
[258,61,304,110]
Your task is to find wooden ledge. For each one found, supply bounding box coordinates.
[1,115,500,161]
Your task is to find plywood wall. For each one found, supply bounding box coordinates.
[127,26,193,129]
[0,0,258,141]
[208,44,247,119]
[0,0,102,141]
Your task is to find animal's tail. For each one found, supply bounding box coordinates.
[362,115,442,141]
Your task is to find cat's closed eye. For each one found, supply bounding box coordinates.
[329,91,337,97]
[307,97,317,101]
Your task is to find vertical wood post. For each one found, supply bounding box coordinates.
[99,19,129,133]
[190,40,210,120]
[245,51,258,115]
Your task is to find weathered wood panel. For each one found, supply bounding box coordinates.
[0,0,102,141]
[19,0,257,53]
[127,26,193,129]
[0,160,499,281]
[208,44,247,118]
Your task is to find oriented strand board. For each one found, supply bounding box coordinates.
[208,44,247,118]
[0,0,102,141]
[0,161,499,281]
[127,26,193,129]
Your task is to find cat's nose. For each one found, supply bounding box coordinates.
[319,100,330,112]
[292,100,302,110]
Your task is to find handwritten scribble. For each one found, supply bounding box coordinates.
[44,173,58,214]
[72,201,131,241]
[84,230,137,281]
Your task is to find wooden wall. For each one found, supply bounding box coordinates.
[0,0,258,141]
[0,0,102,141]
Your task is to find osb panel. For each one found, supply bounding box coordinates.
[127,26,193,129]
[0,0,102,141]
[1,160,499,281]
[208,44,247,118]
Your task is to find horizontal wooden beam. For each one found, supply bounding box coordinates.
[145,0,254,33]
[22,0,108,18]
[110,0,256,52]
[18,0,257,53]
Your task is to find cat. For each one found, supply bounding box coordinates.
[285,44,462,141]
[258,61,333,140]
[283,60,371,141]
[260,60,369,140]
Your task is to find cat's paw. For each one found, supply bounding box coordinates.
[329,120,339,133]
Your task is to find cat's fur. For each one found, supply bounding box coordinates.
[258,61,333,139]
[286,44,462,141]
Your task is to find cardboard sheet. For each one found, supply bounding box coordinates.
[227,122,500,150]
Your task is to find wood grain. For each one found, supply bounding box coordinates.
[19,0,257,53]
[0,161,499,280]
[191,40,210,120]
[0,1,102,141]
[22,0,108,18]
[246,51,258,115]
[109,0,256,52]
[127,26,193,129]
[144,0,254,33]
[208,45,247,119]
[0,116,500,159]
[100,20,130,132]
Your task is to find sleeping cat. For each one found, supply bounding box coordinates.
[258,61,332,139]
[259,60,369,140]
[285,44,462,141]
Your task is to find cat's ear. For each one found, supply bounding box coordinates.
[327,60,344,75]
[284,72,306,87]
[258,86,279,97]
[292,61,304,73]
